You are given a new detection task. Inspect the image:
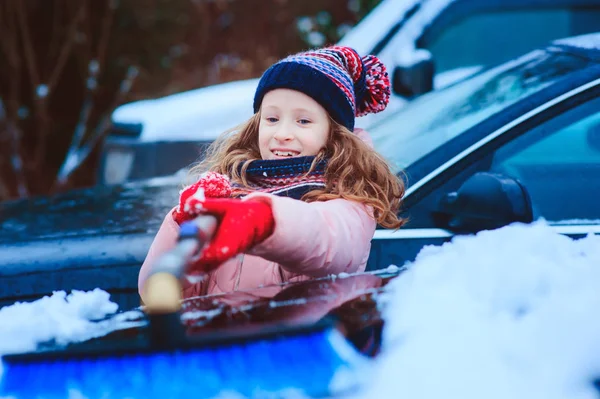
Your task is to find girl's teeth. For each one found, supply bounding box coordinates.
[274,151,296,157]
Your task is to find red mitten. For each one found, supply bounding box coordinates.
[173,172,232,225]
[187,197,275,273]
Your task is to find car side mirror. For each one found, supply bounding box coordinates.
[392,51,435,97]
[433,172,533,234]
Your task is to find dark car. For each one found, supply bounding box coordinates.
[1,34,600,311]
[101,0,600,185]
[366,32,600,269]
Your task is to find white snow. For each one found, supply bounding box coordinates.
[0,290,121,357]
[554,33,600,51]
[434,65,483,89]
[377,0,455,67]
[338,0,418,56]
[111,78,258,142]
[360,220,600,399]
[551,219,600,226]
[307,31,326,47]
[0,289,147,386]
[36,84,49,98]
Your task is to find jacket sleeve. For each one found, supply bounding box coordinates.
[245,194,376,277]
[138,208,181,299]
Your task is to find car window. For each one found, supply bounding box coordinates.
[423,8,600,76]
[490,95,600,223]
[370,48,595,172]
[400,87,600,230]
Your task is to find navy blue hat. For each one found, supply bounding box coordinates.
[253,46,391,132]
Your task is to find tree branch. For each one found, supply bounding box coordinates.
[96,0,116,69]
[0,100,29,198]
[54,66,139,189]
[15,1,53,169]
[47,3,86,93]
[14,1,39,88]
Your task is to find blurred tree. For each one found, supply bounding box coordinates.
[0,0,190,198]
[0,0,381,201]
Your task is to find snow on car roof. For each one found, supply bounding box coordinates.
[111,78,258,142]
[338,0,418,55]
[553,32,600,51]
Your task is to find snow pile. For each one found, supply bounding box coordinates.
[0,289,119,357]
[364,220,600,399]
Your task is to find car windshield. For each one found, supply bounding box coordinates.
[369,47,594,172]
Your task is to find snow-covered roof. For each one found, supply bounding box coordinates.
[111,79,258,142]
[338,0,418,55]
[553,32,600,51]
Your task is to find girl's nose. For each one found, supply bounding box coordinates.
[273,125,294,142]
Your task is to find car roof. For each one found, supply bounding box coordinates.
[553,33,600,54]
[365,0,600,55]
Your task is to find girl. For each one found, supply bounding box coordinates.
[138,46,405,301]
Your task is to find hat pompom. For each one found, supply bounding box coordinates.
[356,55,391,117]
[195,171,232,198]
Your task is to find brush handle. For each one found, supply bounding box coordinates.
[144,215,218,314]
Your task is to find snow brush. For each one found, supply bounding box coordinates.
[1,215,367,399]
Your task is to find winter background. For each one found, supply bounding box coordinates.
[2,0,600,398]
[0,0,382,200]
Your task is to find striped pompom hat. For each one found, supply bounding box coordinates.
[253,46,391,132]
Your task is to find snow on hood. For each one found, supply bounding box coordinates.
[0,289,145,381]
[362,220,600,399]
[111,78,258,142]
[0,289,120,356]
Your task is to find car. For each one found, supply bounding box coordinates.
[101,0,600,185]
[1,33,600,311]
[366,32,600,269]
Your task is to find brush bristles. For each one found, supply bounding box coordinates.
[1,328,365,399]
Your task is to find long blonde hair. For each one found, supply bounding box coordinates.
[189,111,405,229]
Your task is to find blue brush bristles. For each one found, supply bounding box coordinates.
[1,327,365,399]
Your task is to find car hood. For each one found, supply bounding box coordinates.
[42,268,402,356]
[0,180,179,243]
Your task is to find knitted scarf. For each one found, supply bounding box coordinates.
[231,156,327,200]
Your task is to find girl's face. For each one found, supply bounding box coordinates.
[258,89,330,160]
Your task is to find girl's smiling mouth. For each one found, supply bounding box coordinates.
[271,149,301,158]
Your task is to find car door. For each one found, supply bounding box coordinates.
[367,78,600,271]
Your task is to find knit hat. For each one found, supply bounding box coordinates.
[253,46,391,132]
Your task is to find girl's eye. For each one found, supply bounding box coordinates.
[266,117,278,123]
[298,119,311,125]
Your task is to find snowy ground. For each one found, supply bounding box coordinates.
[1,220,600,398]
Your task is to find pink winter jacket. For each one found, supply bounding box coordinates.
[138,192,376,300]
